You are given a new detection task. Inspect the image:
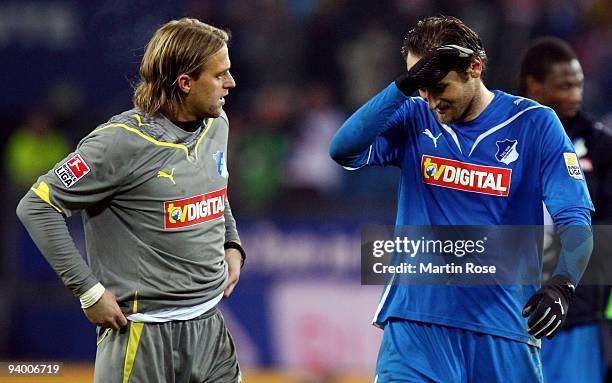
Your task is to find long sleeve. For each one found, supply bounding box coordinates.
[223,200,240,243]
[16,191,99,296]
[551,207,593,286]
[15,126,130,297]
[537,107,594,286]
[329,82,409,168]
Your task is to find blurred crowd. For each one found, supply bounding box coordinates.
[3,0,612,219]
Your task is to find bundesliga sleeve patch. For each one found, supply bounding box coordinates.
[563,152,583,180]
[55,154,91,188]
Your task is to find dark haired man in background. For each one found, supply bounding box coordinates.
[331,16,593,382]
[520,36,612,383]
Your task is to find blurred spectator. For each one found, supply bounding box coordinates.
[520,36,612,383]
[283,83,344,199]
[302,0,348,86]
[5,111,70,191]
[231,84,294,214]
[226,0,302,87]
[338,17,399,109]
[3,110,70,358]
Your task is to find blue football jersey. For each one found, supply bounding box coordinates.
[351,89,593,345]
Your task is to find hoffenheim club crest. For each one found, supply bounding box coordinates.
[495,139,519,165]
[213,151,228,178]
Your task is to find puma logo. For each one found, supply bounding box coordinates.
[157,168,176,185]
[423,129,442,148]
[555,298,564,315]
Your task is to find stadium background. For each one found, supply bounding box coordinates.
[1,0,611,381]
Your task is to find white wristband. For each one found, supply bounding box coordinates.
[79,283,105,309]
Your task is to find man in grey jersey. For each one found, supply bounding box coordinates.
[16,18,244,382]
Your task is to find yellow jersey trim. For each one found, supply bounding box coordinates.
[97,118,215,163]
[31,181,62,213]
[122,322,144,383]
[97,123,190,157]
[131,113,145,127]
[195,118,214,160]
[132,290,138,314]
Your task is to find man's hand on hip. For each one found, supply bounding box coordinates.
[83,290,128,330]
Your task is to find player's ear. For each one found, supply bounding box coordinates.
[177,74,192,94]
[468,57,484,79]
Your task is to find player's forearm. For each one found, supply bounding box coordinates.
[551,206,593,286]
[329,82,407,164]
[223,200,240,243]
[16,191,100,297]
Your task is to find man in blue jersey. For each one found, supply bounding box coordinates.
[330,16,594,382]
[520,36,612,383]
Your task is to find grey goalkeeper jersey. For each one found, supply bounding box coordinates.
[17,109,240,314]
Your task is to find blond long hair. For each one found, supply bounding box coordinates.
[133,18,230,117]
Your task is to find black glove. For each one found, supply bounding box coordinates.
[522,275,576,339]
[395,44,475,95]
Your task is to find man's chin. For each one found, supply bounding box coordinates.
[435,112,456,125]
[561,109,579,121]
[202,108,223,119]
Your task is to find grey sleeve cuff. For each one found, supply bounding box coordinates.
[223,200,240,243]
[16,191,99,297]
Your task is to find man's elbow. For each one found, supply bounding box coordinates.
[329,140,342,164]
[329,135,350,165]
[16,193,30,224]
[16,191,62,225]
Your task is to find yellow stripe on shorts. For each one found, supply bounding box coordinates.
[122,322,144,383]
[123,290,143,383]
